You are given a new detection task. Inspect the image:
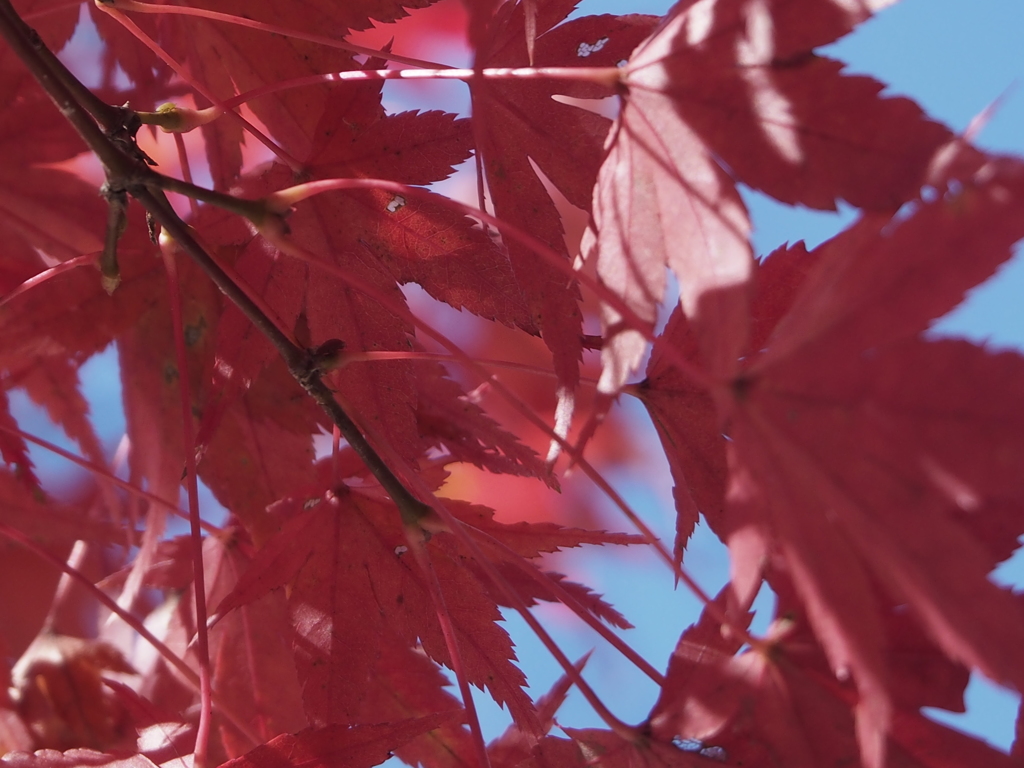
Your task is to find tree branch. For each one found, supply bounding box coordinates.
[0,0,433,523]
[138,188,432,522]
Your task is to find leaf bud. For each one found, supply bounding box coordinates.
[311,338,347,372]
[137,102,222,133]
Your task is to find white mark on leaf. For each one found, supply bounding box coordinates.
[577,37,609,58]
[395,545,408,556]
[685,0,719,47]
[386,195,407,213]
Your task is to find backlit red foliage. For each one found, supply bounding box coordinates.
[0,0,1022,767]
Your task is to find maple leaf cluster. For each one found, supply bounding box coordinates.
[1,0,1023,767]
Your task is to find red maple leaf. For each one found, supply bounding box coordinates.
[1,1,1023,767]
[213,487,537,730]
[213,486,639,734]
[0,63,105,294]
[640,152,1024,766]
[415,361,556,486]
[176,531,307,759]
[648,579,1012,768]
[90,0,440,179]
[583,0,951,391]
[472,0,658,390]
[195,53,545,464]
[219,715,458,768]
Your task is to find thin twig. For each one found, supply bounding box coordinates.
[0,0,435,541]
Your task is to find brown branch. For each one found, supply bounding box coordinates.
[0,0,433,524]
[136,188,432,522]
[154,173,270,221]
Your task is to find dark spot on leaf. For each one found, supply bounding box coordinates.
[183,320,205,347]
[732,375,754,401]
